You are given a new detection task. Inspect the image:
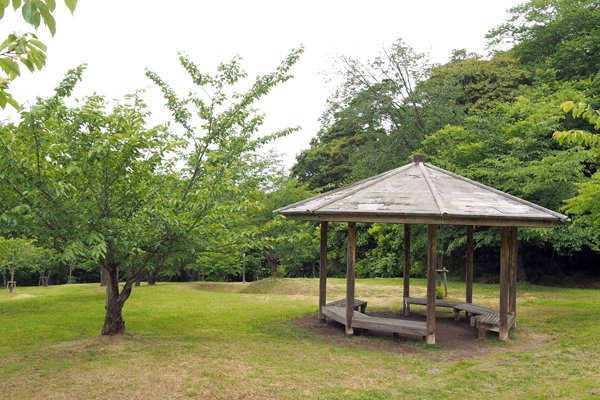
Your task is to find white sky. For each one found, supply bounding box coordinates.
[3,0,523,169]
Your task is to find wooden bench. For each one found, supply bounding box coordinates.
[404,297,497,326]
[404,297,461,320]
[477,312,516,338]
[322,306,427,338]
[326,298,368,313]
[453,303,497,326]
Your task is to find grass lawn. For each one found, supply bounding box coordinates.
[1,278,599,399]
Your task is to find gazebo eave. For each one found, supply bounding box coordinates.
[278,211,562,228]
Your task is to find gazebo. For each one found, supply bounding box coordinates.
[275,155,568,344]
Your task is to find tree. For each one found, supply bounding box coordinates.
[0,236,45,292]
[293,38,431,188]
[249,176,318,278]
[0,0,77,108]
[0,48,303,335]
[415,52,531,117]
[554,102,600,240]
[487,0,600,81]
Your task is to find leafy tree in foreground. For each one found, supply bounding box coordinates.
[0,48,302,334]
[0,0,77,109]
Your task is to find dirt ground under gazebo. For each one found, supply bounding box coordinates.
[294,309,551,361]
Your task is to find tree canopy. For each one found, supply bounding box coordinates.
[292,0,600,280]
[0,47,312,334]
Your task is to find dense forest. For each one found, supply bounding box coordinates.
[291,0,600,283]
[2,0,599,294]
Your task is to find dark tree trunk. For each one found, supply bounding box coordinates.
[242,252,246,283]
[135,274,141,287]
[266,250,278,277]
[101,263,130,335]
[184,269,198,282]
[68,261,75,284]
[148,268,159,285]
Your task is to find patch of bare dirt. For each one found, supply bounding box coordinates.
[294,310,551,361]
[3,293,35,300]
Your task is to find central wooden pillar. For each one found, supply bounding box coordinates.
[426,224,437,344]
[466,225,474,303]
[499,226,510,341]
[346,222,356,335]
[402,224,411,317]
[319,221,328,321]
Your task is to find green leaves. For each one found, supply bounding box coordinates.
[0,0,74,31]
[554,102,600,147]
[0,0,77,109]
[63,0,74,13]
[487,0,600,80]
[145,49,310,280]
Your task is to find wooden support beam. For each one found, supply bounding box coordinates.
[403,224,411,317]
[346,222,356,335]
[319,221,328,321]
[509,227,518,317]
[426,224,437,344]
[499,226,510,341]
[466,225,474,304]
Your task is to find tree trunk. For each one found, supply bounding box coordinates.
[266,250,278,277]
[135,274,141,287]
[68,261,75,284]
[241,251,246,283]
[100,266,109,287]
[148,269,158,285]
[101,264,127,335]
[8,268,16,292]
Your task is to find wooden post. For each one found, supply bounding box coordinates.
[499,227,510,341]
[509,227,518,318]
[319,221,328,321]
[426,224,437,344]
[466,225,474,304]
[403,224,411,317]
[346,222,356,335]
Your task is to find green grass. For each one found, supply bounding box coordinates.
[1,279,599,399]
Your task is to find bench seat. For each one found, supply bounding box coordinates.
[322,306,427,338]
[326,298,367,313]
[477,312,516,337]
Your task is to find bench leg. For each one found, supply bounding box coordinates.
[360,305,366,313]
[479,327,487,339]
[454,309,460,322]
[470,316,476,327]
[403,304,410,317]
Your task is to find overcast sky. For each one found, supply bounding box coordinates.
[4,0,523,169]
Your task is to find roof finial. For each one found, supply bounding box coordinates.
[413,154,427,163]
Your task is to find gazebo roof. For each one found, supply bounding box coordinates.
[276,156,569,227]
